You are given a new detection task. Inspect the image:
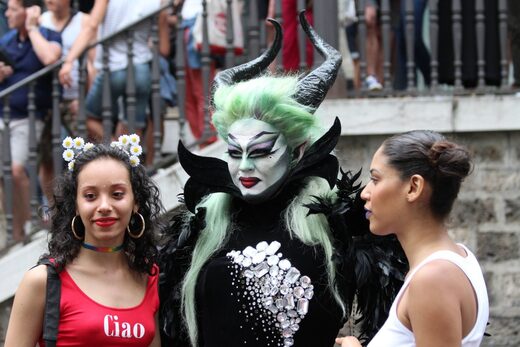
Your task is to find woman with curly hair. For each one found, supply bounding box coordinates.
[160,13,407,347]
[5,135,163,347]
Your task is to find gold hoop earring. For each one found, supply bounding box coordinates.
[71,215,83,240]
[127,212,145,239]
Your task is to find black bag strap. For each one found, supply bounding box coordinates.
[37,258,61,347]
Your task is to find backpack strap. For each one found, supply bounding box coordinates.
[37,258,61,347]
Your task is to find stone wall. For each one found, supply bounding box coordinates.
[336,131,520,347]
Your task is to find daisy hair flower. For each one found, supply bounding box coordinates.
[73,137,85,149]
[62,134,143,172]
[62,149,75,162]
[62,137,73,149]
[129,134,140,144]
[129,155,140,167]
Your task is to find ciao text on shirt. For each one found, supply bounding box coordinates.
[104,314,146,339]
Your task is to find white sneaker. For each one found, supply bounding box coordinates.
[365,75,383,91]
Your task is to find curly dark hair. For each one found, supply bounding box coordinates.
[42,144,163,275]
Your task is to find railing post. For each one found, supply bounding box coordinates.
[247,0,260,61]
[452,0,463,90]
[405,0,415,91]
[52,69,62,178]
[150,15,162,165]
[175,14,187,143]
[498,0,508,89]
[429,0,439,91]
[357,0,367,88]
[101,42,112,142]
[26,82,38,229]
[381,0,392,93]
[77,54,87,139]
[126,29,137,134]
[475,0,486,89]
[2,96,13,242]
[200,0,212,140]
[274,0,283,71]
[297,0,307,71]
[225,0,235,69]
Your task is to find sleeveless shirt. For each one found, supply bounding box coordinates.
[40,11,83,100]
[38,264,159,346]
[94,0,160,71]
[368,244,489,347]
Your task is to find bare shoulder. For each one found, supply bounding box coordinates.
[407,260,468,306]
[22,264,48,290]
[410,259,466,289]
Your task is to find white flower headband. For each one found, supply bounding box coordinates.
[62,134,143,171]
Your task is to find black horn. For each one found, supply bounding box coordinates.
[293,11,342,112]
[211,18,282,104]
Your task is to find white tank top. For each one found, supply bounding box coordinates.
[40,11,84,100]
[94,0,160,71]
[368,244,489,347]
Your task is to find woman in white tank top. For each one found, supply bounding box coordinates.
[337,130,489,347]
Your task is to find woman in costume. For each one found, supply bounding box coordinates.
[160,13,406,347]
[5,135,162,346]
[337,131,489,347]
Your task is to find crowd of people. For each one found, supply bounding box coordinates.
[341,0,520,91]
[0,0,518,245]
[0,4,491,346]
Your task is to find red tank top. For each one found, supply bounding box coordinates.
[39,264,159,346]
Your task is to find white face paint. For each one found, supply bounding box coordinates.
[226,119,292,203]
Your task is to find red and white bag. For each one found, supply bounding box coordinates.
[193,0,244,55]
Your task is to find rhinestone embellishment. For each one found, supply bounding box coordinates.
[227,241,314,346]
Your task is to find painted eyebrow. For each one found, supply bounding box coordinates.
[247,132,279,151]
[228,131,279,151]
[227,134,241,150]
[369,169,382,175]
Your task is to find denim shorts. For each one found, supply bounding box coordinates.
[85,62,151,130]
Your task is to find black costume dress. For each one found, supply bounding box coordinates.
[159,121,407,347]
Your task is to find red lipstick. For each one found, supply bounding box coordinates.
[239,177,260,188]
[94,217,117,227]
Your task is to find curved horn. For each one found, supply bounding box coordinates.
[211,19,282,101]
[293,11,342,112]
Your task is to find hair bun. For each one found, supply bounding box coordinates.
[429,141,471,180]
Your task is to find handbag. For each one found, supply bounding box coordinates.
[192,0,244,55]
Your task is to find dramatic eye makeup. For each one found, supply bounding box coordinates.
[227,131,280,158]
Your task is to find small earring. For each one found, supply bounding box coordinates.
[127,212,145,239]
[71,215,83,240]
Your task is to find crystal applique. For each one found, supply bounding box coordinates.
[227,241,315,346]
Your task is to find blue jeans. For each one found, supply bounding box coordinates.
[85,63,151,130]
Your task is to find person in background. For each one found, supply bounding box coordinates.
[58,0,168,141]
[337,130,489,347]
[0,0,61,243]
[38,0,91,202]
[178,0,217,145]
[0,0,9,36]
[4,135,163,346]
[363,0,383,91]
[281,0,313,72]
